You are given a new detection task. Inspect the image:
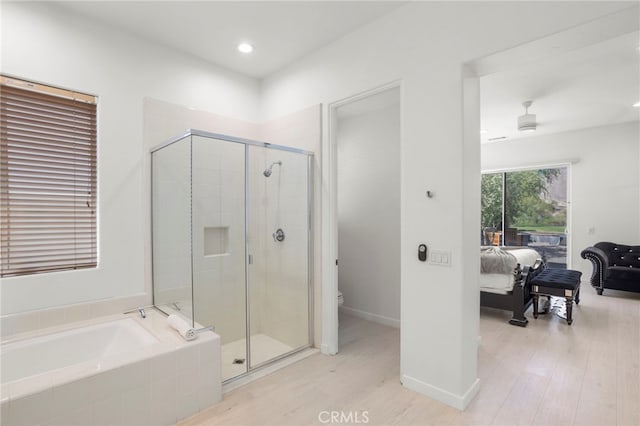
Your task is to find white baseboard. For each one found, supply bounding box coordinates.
[339,305,400,328]
[321,342,338,355]
[402,374,480,411]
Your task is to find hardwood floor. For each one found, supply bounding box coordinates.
[180,287,640,426]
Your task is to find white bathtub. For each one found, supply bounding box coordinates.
[1,318,158,384]
[1,310,221,426]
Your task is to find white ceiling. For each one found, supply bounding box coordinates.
[480,31,640,143]
[54,2,639,140]
[57,1,406,79]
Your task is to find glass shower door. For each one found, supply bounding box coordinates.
[247,145,311,368]
[152,130,312,383]
[151,136,193,320]
[191,136,248,381]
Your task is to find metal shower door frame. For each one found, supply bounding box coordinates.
[151,129,314,384]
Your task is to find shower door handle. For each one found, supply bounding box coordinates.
[248,254,253,265]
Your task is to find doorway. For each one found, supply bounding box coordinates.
[331,85,401,348]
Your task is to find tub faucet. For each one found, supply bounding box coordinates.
[124,306,146,319]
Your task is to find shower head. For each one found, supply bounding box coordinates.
[263,161,282,177]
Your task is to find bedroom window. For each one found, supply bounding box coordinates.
[481,166,568,268]
[0,76,97,277]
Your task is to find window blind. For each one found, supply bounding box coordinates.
[0,76,97,277]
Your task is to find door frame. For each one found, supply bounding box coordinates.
[321,80,402,355]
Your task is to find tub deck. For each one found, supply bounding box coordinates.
[0,308,221,426]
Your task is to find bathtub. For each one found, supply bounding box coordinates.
[1,309,221,426]
[1,318,158,384]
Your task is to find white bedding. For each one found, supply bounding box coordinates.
[508,248,540,269]
[479,248,540,294]
[480,273,514,294]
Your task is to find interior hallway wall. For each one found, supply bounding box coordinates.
[337,100,401,327]
[259,1,636,408]
[481,121,640,277]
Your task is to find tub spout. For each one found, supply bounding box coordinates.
[124,306,147,319]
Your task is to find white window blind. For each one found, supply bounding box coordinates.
[0,76,97,277]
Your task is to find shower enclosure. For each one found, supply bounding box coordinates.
[151,130,313,382]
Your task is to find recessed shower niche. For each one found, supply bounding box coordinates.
[151,130,313,382]
[204,226,229,257]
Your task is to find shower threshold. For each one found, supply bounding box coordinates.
[222,345,318,393]
[222,334,294,381]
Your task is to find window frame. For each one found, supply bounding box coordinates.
[0,75,98,278]
[481,163,571,268]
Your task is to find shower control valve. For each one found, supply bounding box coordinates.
[273,228,285,242]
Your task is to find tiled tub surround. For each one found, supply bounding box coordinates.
[0,309,221,426]
[0,294,149,338]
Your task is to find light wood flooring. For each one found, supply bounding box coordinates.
[181,287,640,426]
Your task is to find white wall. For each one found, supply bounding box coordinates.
[260,1,634,408]
[0,2,260,315]
[337,102,401,326]
[482,121,640,277]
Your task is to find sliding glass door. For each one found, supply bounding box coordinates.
[481,166,568,268]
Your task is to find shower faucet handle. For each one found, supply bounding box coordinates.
[273,228,285,242]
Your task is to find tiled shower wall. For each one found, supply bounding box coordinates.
[191,137,248,344]
[249,148,310,350]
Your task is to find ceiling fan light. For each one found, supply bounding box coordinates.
[517,100,537,132]
[518,113,537,132]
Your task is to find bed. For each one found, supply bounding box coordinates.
[480,247,544,327]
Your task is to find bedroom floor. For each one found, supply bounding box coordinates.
[181,287,639,426]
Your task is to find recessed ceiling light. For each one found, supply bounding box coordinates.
[633,101,640,108]
[237,42,254,54]
[480,129,488,134]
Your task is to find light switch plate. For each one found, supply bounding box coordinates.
[428,249,452,266]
